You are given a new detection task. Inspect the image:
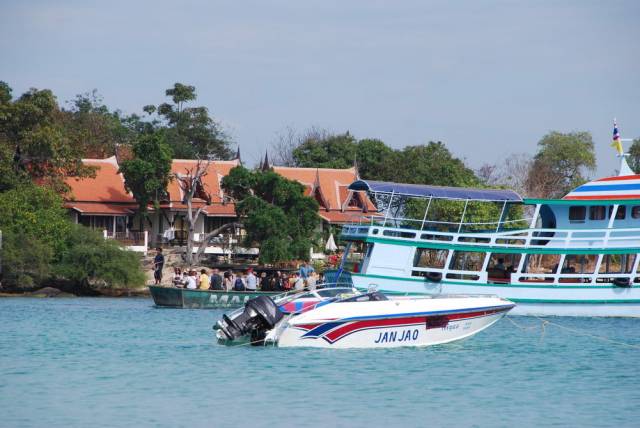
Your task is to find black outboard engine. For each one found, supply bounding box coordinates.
[218,296,284,345]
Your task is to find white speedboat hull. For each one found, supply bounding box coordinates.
[269,295,514,349]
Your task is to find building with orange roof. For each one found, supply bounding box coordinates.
[64,156,242,253]
[63,151,378,254]
[266,158,377,227]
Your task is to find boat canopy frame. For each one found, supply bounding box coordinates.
[349,180,523,203]
[348,179,529,233]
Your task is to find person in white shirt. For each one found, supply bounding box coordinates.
[306,272,317,290]
[293,272,305,291]
[185,271,198,289]
[245,269,257,291]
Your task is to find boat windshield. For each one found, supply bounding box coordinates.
[339,291,389,302]
[316,287,356,298]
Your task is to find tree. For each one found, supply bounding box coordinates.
[147,83,232,159]
[355,138,394,180]
[173,158,211,265]
[0,84,95,192]
[526,131,596,198]
[627,138,640,174]
[292,131,358,169]
[222,167,320,264]
[119,132,173,228]
[62,90,134,158]
[388,142,479,186]
[54,224,145,290]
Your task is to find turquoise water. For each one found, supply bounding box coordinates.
[1,298,639,428]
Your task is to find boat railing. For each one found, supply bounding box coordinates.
[342,221,640,250]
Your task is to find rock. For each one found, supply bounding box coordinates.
[30,287,62,297]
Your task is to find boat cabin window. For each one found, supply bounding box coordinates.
[589,206,607,221]
[599,254,636,274]
[522,254,561,274]
[448,251,485,272]
[486,253,521,278]
[562,254,597,274]
[413,248,448,269]
[383,230,416,239]
[569,206,586,223]
[632,206,640,219]
[610,206,626,220]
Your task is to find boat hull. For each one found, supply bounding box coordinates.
[351,274,640,317]
[274,298,514,349]
[148,286,281,309]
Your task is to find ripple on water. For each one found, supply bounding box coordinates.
[1,298,639,428]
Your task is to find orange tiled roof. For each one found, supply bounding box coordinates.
[168,159,240,205]
[272,166,377,219]
[65,156,134,203]
[65,202,136,215]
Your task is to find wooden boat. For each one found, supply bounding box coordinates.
[148,285,281,309]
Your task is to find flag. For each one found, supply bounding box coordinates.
[611,119,623,155]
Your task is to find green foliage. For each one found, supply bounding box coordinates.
[528,131,596,198]
[0,84,95,193]
[293,132,357,168]
[356,138,394,179]
[119,132,173,213]
[54,225,145,288]
[627,139,640,174]
[0,184,72,255]
[62,90,134,158]
[222,167,320,264]
[150,83,232,159]
[0,182,144,290]
[388,142,479,186]
[2,229,54,289]
[290,131,477,187]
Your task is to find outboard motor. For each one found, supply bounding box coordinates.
[218,296,284,345]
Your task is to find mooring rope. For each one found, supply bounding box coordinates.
[507,316,640,350]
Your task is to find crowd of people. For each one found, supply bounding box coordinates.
[169,261,324,292]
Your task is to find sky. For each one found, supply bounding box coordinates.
[1,0,639,176]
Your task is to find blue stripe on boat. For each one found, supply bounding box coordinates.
[574,183,640,192]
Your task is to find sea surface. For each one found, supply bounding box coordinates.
[1,297,639,428]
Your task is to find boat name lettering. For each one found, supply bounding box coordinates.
[374,329,419,344]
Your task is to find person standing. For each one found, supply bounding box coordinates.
[210,268,223,290]
[293,272,305,291]
[299,261,315,284]
[245,268,257,291]
[223,271,233,291]
[234,272,246,291]
[153,248,165,285]
[306,272,317,290]
[185,271,198,289]
[199,269,210,290]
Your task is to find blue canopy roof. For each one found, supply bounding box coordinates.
[349,180,523,202]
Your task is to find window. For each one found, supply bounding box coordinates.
[569,206,586,222]
[562,254,598,274]
[632,206,640,219]
[487,253,521,271]
[610,206,626,220]
[599,254,636,274]
[589,206,606,220]
[413,248,448,269]
[448,251,485,272]
[522,254,561,274]
[383,230,416,239]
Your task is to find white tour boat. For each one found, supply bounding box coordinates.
[335,151,640,317]
[215,292,514,348]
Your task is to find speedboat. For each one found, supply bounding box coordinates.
[215,291,515,349]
